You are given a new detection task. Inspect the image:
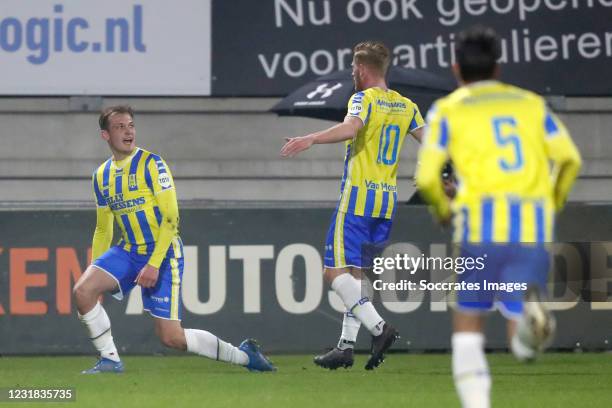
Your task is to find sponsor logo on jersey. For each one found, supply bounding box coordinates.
[349,103,362,115]
[128,174,138,191]
[106,193,146,211]
[376,99,406,109]
[158,173,171,189]
[365,180,397,192]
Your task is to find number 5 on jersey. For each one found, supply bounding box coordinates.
[492,116,524,171]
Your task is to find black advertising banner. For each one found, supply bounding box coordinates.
[212,0,612,96]
[1,204,612,354]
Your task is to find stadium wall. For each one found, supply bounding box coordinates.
[0,96,611,203]
[0,204,610,354]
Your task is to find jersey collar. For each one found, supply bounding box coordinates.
[464,80,500,89]
[112,147,140,169]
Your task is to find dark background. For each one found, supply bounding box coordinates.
[211,0,612,96]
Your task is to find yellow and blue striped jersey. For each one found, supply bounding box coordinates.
[418,80,581,243]
[338,87,424,219]
[92,147,183,258]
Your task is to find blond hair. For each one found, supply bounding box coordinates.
[353,41,391,76]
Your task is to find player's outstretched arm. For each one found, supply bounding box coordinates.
[91,206,114,261]
[280,116,363,158]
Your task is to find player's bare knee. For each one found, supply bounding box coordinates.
[323,269,332,284]
[158,330,186,350]
[323,268,338,284]
[156,322,186,351]
[73,266,92,296]
[158,333,174,348]
[453,311,485,333]
[324,268,350,284]
[349,268,364,280]
[72,279,93,304]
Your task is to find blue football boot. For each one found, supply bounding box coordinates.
[82,357,124,374]
[239,339,276,372]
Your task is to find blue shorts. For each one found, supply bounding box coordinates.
[324,210,392,268]
[454,243,549,320]
[93,246,184,321]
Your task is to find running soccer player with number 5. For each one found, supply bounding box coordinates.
[416,26,582,408]
[281,41,425,370]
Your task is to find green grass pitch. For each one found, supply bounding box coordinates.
[1,353,611,407]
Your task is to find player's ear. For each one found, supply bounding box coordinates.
[100,130,110,141]
[361,64,370,78]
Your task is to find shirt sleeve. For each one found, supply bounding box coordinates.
[146,155,176,195]
[92,171,107,207]
[543,110,580,163]
[415,104,452,220]
[148,188,179,268]
[91,206,114,261]
[146,155,180,268]
[408,104,426,133]
[542,109,582,211]
[346,91,372,125]
[90,170,113,260]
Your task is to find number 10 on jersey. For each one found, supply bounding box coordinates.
[377,124,400,166]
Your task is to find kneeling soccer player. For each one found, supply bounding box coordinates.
[73,106,275,373]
